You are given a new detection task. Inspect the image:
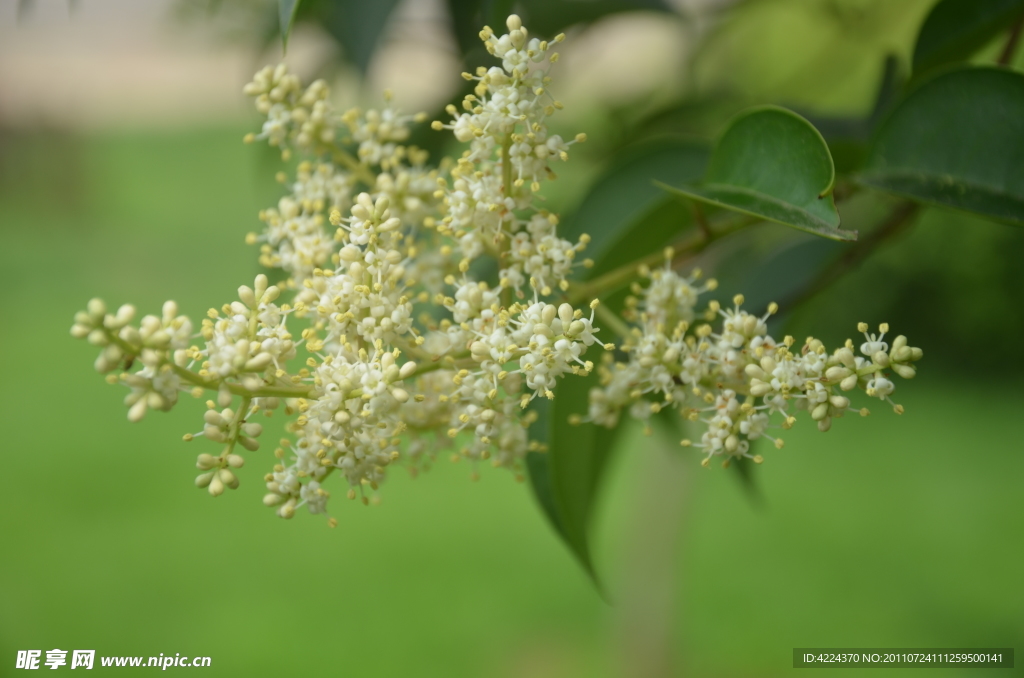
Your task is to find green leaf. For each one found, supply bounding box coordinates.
[912,0,1024,76]
[859,67,1024,225]
[322,0,403,75]
[278,0,301,52]
[527,371,618,586]
[662,107,856,242]
[448,0,518,56]
[561,137,709,281]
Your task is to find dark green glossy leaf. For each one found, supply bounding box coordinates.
[278,0,301,52]
[321,0,403,75]
[562,138,709,281]
[912,0,1024,76]
[859,67,1024,225]
[664,107,856,241]
[527,371,617,586]
[448,0,518,56]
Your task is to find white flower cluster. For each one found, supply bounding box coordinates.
[72,15,612,525]
[243,68,439,291]
[587,255,924,467]
[431,15,591,296]
[72,13,925,529]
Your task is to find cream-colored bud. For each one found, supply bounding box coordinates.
[811,403,830,421]
[825,366,851,381]
[872,350,890,367]
[893,364,916,379]
[399,361,417,379]
[208,475,225,496]
[226,454,245,468]
[195,471,215,489]
[263,493,284,506]
[542,304,557,326]
[558,303,573,326]
[241,422,263,438]
[196,453,218,470]
[219,468,239,489]
[829,395,850,409]
[745,364,767,380]
[340,245,362,262]
[87,298,107,319]
[128,399,147,423]
[238,285,257,309]
[203,409,226,426]
[244,354,273,372]
[87,329,108,346]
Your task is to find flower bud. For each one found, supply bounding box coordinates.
[558,303,573,326]
[87,329,109,346]
[196,453,218,470]
[238,285,257,309]
[825,366,851,381]
[219,468,239,489]
[893,363,916,379]
[542,304,557,326]
[238,436,260,452]
[241,422,263,438]
[829,395,850,410]
[128,399,148,422]
[87,298,107,319]
[208,475,225,496]
[254,274,268,301]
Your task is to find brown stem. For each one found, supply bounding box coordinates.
[998,17,1024,66]
[780,201,920,312]
[567,214,755,304]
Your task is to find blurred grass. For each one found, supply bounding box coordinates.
[0,127,1021,677]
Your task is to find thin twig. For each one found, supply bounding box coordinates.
[998,17,1024,66]
[567,214,755,304]
[779,201,920,312]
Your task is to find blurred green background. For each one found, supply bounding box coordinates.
[2,0,1023,675]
